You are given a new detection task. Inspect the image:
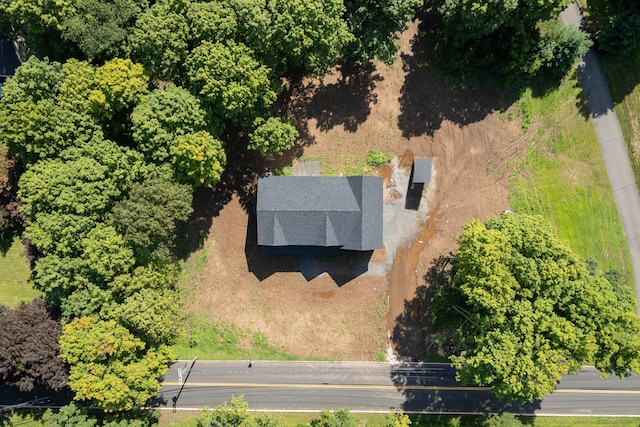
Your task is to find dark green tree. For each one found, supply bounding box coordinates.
[109,172,193,263]
[61,0,145,62]
[432,213,640,403]
[343,0,422,64]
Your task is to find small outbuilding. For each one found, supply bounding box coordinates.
[411,158,432,185]
[256,176,383,251]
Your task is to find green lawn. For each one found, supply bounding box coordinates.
[509,73,632,286]
[0,237,39,308]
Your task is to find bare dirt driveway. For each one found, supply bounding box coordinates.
[182,17,530,361]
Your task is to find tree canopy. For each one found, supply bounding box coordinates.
[432,213,640,403]
[437,0,591,81]
[0,298,68,392]
[59,317,172,411]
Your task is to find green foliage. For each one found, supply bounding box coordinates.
[483,413,523,427]
[91,58,149,121]
[61,0,144,62]
[249,117,299,154]
[262,0,353,75]
[131,85,210,163]
[385,411,412,427]
[18,139,146,220]
[129,1,189,81]
[186,40,275,126]
[343,0,422,64]
[109,172,193,262]
[436,0,584,82]
[43,402,159,426]
[59,317,172,411]
[186,1,237,46]
[171,131,227,187]
[0,57,64,104]
[114,288,180,345]
[433,213,640,403]
[310,409,356,427]
[366,149,391,167]
[596,0,640,56]
[536,21,592,76]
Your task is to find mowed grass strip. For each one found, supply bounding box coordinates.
[0,237,39,308]
[509,73,632,286]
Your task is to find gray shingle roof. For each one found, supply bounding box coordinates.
[257,176,383,251]
[0,39,20,78]
[412,158,432,184]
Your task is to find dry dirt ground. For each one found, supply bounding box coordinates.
[181,18,530,361]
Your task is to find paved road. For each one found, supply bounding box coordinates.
[158,361,640,415]
[560,3,640,311]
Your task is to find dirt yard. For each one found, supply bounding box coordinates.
[181,18,530,361]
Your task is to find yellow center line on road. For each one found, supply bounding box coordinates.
[162,383,640,394]
[162,382,490,391]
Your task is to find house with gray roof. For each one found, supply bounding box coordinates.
[0,38,21,98]
[257,176,383,251]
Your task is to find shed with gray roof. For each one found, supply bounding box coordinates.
[257,176,383,251]
[412,158,432,184]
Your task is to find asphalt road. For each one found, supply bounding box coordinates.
[560,3,640,312]
[158,360,640,415]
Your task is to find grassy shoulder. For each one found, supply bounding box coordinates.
[509,73,632,287]
[158,411,640,426]
[600,52,640,186]
[0,237,39,308]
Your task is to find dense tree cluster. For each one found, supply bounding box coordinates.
[431,213,640,403]
[594,0,640,56]
[435,0,592,82]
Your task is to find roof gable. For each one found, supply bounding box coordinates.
[257,176,383,251]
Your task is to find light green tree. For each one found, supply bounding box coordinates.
[432,213,640,403]
[129,1,189,81]
[91,58,149,121]
[248,117,299,154]
[310,408,356,427]
[170,131,227,187]
[59,317,172,411]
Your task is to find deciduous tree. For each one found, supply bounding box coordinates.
[185,40,275,126]
[59,317,172,411]
[170,131,227,187]
[432,213,640,403]
[0,298,67,391]
[109,172,193,263]
[343,0,422,64]
[248,117,299,154]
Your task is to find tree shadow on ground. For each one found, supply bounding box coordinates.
[179,136,265,257]
[397,7,518,139]
[289,62,382,135]
[243,204,374,285]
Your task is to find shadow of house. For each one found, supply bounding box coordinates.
[247,176,382,283]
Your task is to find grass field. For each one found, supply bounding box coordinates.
[158,411,640,426]
[509,73,633,286]
[0,237,39,308]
